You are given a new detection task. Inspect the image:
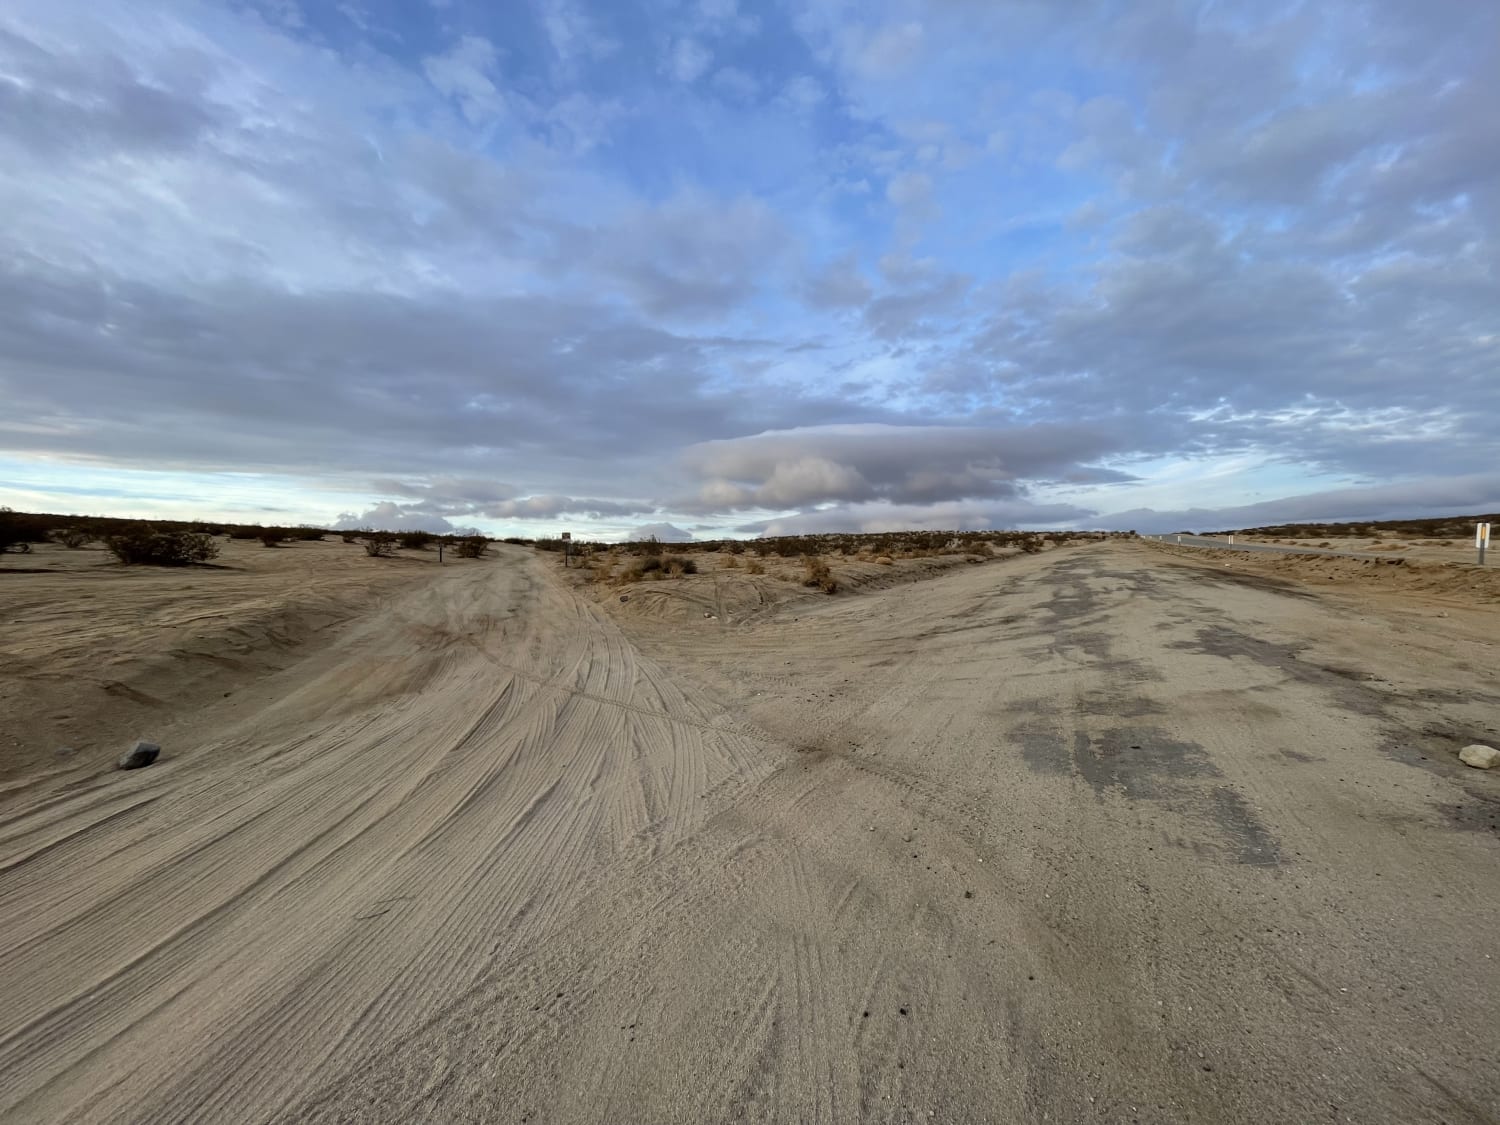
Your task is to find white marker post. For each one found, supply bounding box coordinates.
[1478,523,1491,567]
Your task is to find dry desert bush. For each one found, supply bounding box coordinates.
[802,555,837,594]
[51,527,94,549]
[105,528,221,566]
[363,532,398,558]
[452,535,489,558]
[618,556,698,582]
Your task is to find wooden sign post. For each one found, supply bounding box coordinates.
[1478,523,1491,566]
[561,531,571,568]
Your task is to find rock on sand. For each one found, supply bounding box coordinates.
[119,741,161,770]
[1457,744,1498,770]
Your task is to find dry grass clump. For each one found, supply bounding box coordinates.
[619,555,698,583]
[745,559,766,575]
[720,554,740,569]
[874,555,894,565]
[802,555,837,594]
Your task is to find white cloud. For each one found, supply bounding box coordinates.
[667,37,713,84]
[630,521,694,542]
[421,36,504,124]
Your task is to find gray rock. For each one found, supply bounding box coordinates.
[118,741,160,770]
[1457,744,1498,770]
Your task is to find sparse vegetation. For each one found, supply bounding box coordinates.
[802,555,837,594]
[104,527,221,566]
[52,527,94,549]
[1214,513,1500,540]
[452,535,489,558]
[618,555,698,583]
[259,531,283,548]
[363,532,398,557]
[745,559,766,575]
[399,530,436,550]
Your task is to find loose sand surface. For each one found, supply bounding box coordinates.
[2,539,1498,1123]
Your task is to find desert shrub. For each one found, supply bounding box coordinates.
[364,532,397,558]
[290,526,325,541]
[105,528,221,566]
[52,527,94,549]
[1,507,48,552]
[874,555,894,566]
[626,555,664,579]
[720,554,740,568]
[745,559,766,575]
[340,531,359,543]
[228,527,263,540]
[259,530,284,548]
[619,555,697,583]
[453,535,489,558]
[399,530,436,550]
[802,555,837,594]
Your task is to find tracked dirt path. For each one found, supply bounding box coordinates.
[1,543,1497,1123]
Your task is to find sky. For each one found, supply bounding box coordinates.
[1,0,1497,538]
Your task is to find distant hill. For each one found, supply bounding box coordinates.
[1214,513,1499,539]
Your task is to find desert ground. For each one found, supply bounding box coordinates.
[2,536,1498,1123]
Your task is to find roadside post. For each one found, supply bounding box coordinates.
[1478,523,1491,566]
[562,530,571,568]
[438,540,444,565]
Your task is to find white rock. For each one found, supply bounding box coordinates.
[1457,744,1499,770]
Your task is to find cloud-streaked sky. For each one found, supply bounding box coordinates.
[2,0,1497,536]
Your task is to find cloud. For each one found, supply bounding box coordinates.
[679,423,1125,513]
[334,502,457,533]
[422,36,505,123]
[583,189,793,318]
[747,498,1094,537]
[2,0,1497,542]
[667,37,713,83]
[802,253,871,309]
[629,521,694,542]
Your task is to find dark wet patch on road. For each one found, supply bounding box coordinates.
[1166,627,1374,713]
[1019,724,1285,866]
[1168,626,1500,833]
[1070,728,1216,799]
[1209,787,1283,866]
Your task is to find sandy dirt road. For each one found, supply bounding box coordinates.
[2,542,1498,1123]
